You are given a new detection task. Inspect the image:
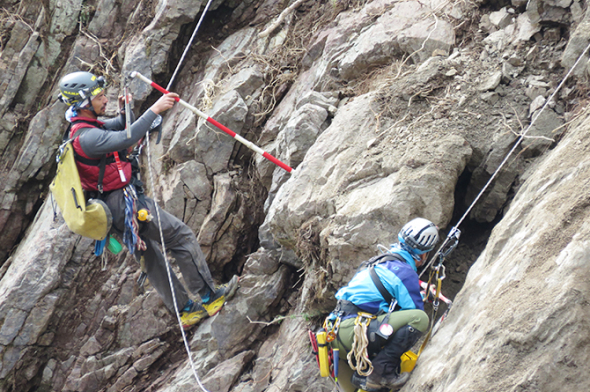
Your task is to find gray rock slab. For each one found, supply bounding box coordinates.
[0,23,40,117]
[162,160,212,235]
[266,92,471,291]
[166,90,244,174]
[116,291,172,347]
[202,350,255,392]
[477,70,503,91]
[337,1,455,78]
[408,111,590,392]
[523,109,564,157]
[276,102,328,168]
[197,173,237,270]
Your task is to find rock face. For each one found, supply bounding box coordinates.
[265,92,471,299]
[0,0,588,391]
[408,107,590,392]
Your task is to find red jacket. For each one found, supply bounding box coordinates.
[69,117,132,192]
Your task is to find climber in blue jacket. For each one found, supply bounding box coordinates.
[330,217,439,392]
[335,243,425,314]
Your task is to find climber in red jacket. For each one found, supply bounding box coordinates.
[58,71,238,329]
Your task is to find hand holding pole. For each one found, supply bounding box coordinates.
[130,71,293,173]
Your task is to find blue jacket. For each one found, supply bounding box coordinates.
[335,247,424,314]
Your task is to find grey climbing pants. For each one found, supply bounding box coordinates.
[104,188,216,312]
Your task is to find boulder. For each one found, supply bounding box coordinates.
[489,8,512,29]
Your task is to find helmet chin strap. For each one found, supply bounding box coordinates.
[399,242,421,260]
[77,97,97,116]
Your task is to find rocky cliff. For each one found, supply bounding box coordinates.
[0,0,589,391]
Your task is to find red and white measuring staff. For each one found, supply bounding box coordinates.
[130,71,293,173]
[419,280,452,305]
[113,152,126,183]
[113,85,133,183]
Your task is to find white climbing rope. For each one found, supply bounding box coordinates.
[455,43,590,229]
[422,41,590,276]
[136,3,217,389]
[166,0,215,91]
[144,132,210,392]
[346,316,374,376]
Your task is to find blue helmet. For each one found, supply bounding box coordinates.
[398,218,439,255]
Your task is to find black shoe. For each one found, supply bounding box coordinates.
[350,372,381,392]
[365,371,410,391]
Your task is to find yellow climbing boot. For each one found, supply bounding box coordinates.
[202,275,239,316]
[180,300,208,330]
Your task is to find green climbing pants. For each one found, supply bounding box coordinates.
[332,309,429,353]
[331,309,429,392]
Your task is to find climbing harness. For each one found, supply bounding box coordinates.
[360,240,458,375]
[130,71,293,173]
[310,252,438,383]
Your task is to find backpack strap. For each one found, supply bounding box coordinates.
[369,266,394,306]
[366,253,407,308]
[62,123,73,143]
[359,252,405,270]
[96,155,106,193]
[62,121,90,144]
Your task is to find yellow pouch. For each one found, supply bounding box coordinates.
[316,329,331,377]
[50,142,112,240]
[400,350,418,373]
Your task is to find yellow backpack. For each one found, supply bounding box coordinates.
[50,140,112,240]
